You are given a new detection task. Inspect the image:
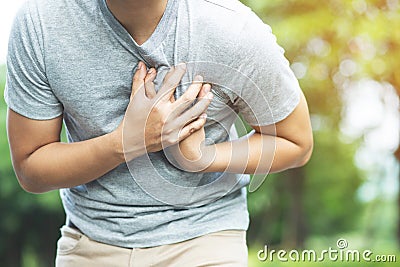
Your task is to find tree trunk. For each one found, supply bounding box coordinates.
[281,168,307,249]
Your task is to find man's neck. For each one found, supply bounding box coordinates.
[106,0,168,45]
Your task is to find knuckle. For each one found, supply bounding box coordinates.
[132,74,141,83]
[180,94,190,101]
[180,95,193,104]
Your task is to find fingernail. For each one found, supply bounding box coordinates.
[200,113,208,119]
[177,62,186,70]
[138,62,144,70]
[148,68,155,74]
[204,84,211,93]
[207,92,213,100]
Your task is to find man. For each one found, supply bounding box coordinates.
[5,0,313,266]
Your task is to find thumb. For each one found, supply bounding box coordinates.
[131,61,147,99]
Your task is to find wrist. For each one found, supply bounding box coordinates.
[199,144,217,171]
[105,129,125,164]
[174,144,216,173]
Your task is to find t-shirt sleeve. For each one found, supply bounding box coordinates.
[233,12,301,126]
[4,2,63,120]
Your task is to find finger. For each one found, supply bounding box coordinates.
[178,114,208,140]
[131,61,147,99]
[144,68,157,99]
[158,63,186,102]
[173,75,204,110]
[171,76,208,116]
[198,83,211,98]
[176,92,213,127]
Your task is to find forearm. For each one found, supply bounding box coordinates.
[174,91,313,174]
[17,131,128,193]
[204,131,310,174]
[180,130,310,175]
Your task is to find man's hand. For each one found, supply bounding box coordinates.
[113,62,214,162]
[168,91,313,175]
[6,61,213,193]
[166,83,217,172]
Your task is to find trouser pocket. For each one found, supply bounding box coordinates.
[57,225,88,255]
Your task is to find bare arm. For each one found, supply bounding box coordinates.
[7,63,212,193]
[7,110,122,193]
[171,91,313,174]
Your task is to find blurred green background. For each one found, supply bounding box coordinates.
[1,0,400,266]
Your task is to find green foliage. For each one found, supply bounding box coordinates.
[303,130,363,235]
[245,0,399,252]
[247,128,364,245]
[244,0,367,248]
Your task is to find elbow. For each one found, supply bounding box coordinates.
[297,146,313,167]
[14,168,53,194]
[17,175,49,194]
[295,137,314,168]
[12,157,55,194]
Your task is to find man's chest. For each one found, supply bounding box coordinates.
[43,37,237,138]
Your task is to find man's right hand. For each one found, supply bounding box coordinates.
[113,62,213,162]
[6,61,212,193]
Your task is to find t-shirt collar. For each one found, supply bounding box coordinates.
[98,0,178,55]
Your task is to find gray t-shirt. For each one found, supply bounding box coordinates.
[5,0,301,248]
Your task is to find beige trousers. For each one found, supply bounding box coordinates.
[55,225,248,267]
